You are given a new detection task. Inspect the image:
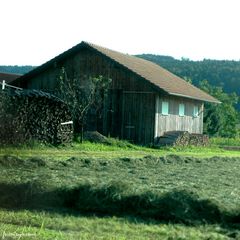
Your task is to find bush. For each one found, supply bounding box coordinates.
[210,137,240,146]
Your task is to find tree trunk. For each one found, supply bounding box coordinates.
[80,124,84,143]
[73,117,82,142]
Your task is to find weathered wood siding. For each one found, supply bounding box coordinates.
[19,47,156,144]
[154,95,204,138]
[22,47,155,93]
[121,92,155,144]
[103,90,155,144]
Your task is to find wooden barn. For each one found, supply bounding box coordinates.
[12,41,220,144]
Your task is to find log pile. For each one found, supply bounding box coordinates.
[58,124,73,143]
[0,90,73,145]
[83,131,109,144]
[189,133,209,146]
[156,131,209,147]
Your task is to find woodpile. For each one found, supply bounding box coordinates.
[58,124,73,143]
[0,90,73,145]
[83,131,109,144]
[189,133,209,146]
[156,131,209,147]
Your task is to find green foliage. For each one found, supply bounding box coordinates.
[210,137,240,146]
[199,80,239,137]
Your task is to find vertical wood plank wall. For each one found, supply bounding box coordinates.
[154,95,204,138]
[121,92,155,144]
[21,47,156,144]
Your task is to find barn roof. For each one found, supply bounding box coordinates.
[13,41,220,103]
[0,72,22,84]
[6,89,64,103]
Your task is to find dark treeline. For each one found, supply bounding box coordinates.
[137,54,240,109]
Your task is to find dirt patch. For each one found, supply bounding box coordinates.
[84,131,109,144]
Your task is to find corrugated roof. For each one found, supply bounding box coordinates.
[11,89,64,102]
[0,72,22,84]
[14,41,220,103]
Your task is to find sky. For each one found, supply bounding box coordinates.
[1,0,240,65]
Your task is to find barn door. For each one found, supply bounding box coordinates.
[103,89,123,138]
[121,92,155,144]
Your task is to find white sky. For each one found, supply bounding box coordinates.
[1,0,240,65]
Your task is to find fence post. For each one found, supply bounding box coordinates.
[2,80,5,90]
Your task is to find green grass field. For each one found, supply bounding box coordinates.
[1,139,240,159]
[0,141,240,239]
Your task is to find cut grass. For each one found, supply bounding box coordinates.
[1,154,240,212]
[0,209,230,240]
[0,140,240,239]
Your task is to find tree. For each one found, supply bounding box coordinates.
[199,80,239,138]
[56,68,111,142]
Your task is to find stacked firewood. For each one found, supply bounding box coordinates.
[189,133,209,146]
[58,124,73,143]
[156,131,209,147]
[0,90,73,145]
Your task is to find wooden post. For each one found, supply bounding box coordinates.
[121,92,125,139]
[154,95,159,139]
[2,80,5,90]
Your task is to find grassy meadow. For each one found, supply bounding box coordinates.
[0,139,240,239]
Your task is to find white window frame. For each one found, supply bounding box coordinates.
[193,105,199,117]
[179,103,185,117]
[162,101,169,115]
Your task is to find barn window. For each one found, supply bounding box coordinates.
[162,101,169,115]
[179,103,185,116]
[193,106,199,117]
